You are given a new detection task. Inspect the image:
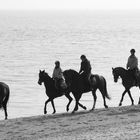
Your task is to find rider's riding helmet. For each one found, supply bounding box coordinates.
[80,55,86,59]
[130,49,135,53]
[55,61,60,65]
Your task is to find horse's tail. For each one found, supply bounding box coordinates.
[0,84,10,108]
[3,86,10,106]
[98,76,110,100]
[103,77,111,100]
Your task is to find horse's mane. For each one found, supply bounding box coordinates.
[113,67,128,77]
[116,67,126,70]
[44,72,53,80]
[114,67,127,71]
[63,69,80,77]
[40,70,52,80]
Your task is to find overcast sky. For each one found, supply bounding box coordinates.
[0,0,140,10]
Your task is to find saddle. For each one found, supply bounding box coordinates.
[54,78,67,95]
[128,68,140,86]
[81,74,96,90]
[90,75,97,86]
[60,79,67,89]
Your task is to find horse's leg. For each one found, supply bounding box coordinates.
[3,105,8,120]
[102,94,108,108]
[138,86,140,104]
[44,98,51,114]
[51,100,56,114]
[119,89,127,106]
[65,93,73,112]
[138,97,140,104]
[70,92,86,110]
[99,88,108,108]
[91,88,97,110]
[72,93,82,113]
[128,90,134,105]
[72,99,79,113]
[78,102,87,110]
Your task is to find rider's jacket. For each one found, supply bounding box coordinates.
[79,59,91,74]
[127,55,138,70]
[52,67,63,79]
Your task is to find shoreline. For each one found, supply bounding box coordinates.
[1,105,140,139]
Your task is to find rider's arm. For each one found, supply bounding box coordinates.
[57,68,63,79]
[52,68,55,79]
[126,57,130,69]
[136,57,138,67]
[79,63,83,74]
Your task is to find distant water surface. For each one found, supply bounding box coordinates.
[0,10,140,119]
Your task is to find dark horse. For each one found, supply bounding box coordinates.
[112,67,140,106]
[38,70,73,114]
[0,82,10,120]
[63,69,110,113]
[38,70,86,114]
[38,70,92,114]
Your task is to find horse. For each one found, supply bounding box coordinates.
[0,82,10,120]
[38,70,74,114]
[112,67,140,106]
[63,69,110,113]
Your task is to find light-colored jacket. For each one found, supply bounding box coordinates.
[127,55,138,70]
[52,67,63,79]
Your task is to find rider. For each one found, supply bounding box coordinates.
[126,49,138,85]
[79,55,92,88]
[52,61,63,90]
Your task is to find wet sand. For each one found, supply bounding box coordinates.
[1,105,140,140]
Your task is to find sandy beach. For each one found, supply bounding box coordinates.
[0,105,140,140]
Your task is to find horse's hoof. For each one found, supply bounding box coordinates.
[90,108,94,111]
[138,98,140,104]
[83,106,87,110]
[66,108,69,112]
[44,111,47,114]
[105,105,108,108]
[91,106,95,111]
[73,108,78,112]
[119,103,122,106]
[72,111,75,114]
[52,111,56,114]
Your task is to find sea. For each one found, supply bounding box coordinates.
[0,10,140,119]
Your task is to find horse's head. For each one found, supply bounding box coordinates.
[63,69,79,86]
[112,67,120,82]
[112,67,128,83]
[38,70,51,85]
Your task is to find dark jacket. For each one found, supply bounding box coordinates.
[79,59,91,74]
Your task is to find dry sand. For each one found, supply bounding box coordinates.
[1,105,140,140]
